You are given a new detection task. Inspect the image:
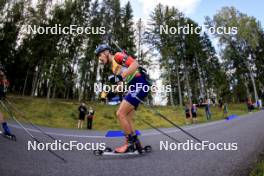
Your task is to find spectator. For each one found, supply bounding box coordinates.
[207,98,211,105]
[247,97,254,113]
[257,99,262,109]
[198,97,204,106]
[191,104,198,124]
[185,101,193,125]
[223,103,228,119]
[205,99,212,120]
[87,106,95,130]
[77,103,87,129]
[212,96,216,106]
[218,98,223,112]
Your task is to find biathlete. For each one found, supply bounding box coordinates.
[0,68,16,140]
[95,44,150,153]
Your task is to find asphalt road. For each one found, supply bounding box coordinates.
[1,111,264,176]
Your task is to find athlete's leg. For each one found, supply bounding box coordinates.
[115,77,149,153]
[77,120,81,128]
[0,111,12,135]
[116,100,135,135]
[126,109,135,133]
[126,109,144,152]
[80,120,83,129]
[115,100,135,153]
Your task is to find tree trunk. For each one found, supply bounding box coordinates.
[66,88,70,100]
[247,54,258,101]
[249,70,258,101]
[168,73,175,106]
[64,88,67,99]
[52,85,56,99]
[22,69,29,96]
[195,54,205,99]
[78,86,83,101]
[47,83,51,99]
[184,59,192,104]
[31,66,39,96]
[241,74,250,99]
[175,60,182,106]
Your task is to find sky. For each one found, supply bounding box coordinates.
[121,0,264,26]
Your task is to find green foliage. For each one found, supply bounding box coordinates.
[0,0,140,101]
[0,96,256,130]
[250,161,264,176]
[0,1,263,107]
[146,4,225,104]
[206,6,264,102]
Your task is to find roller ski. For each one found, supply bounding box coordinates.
[2,131,16,141]
[94,145,152,156]
[94,134,152,156]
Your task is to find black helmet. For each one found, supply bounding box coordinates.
[95,44,111,56]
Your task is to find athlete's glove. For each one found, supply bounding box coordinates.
[109,75,123,85]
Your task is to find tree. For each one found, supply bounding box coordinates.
[206,6,263,102]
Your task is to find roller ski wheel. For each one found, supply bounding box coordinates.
[93,147,113,156]
[2,133,16,141]
[143,145,152,153]
[93,149,103,156]
[104,147,113,152]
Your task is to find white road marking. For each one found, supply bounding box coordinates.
[6,119,226,139]
[7,111,262,139]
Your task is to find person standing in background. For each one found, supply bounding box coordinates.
[185,102,193,125]
[247,97,254,113]
[218,98,223,112]
[77,103,87,129]
[191,104,198,124]
[87,106,95,130]
[223,103,228,119]
[205,99,212,120]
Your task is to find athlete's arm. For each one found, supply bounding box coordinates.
[121,61,139,79]
[114,52,139,79]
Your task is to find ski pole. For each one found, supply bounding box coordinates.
[133,95,203,143]
[139,118,181,143]
[4,98,60,142]
[110,39,123,52]
[0,100,67,163]
[104,31,124,53]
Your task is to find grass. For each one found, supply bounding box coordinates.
[250,159,264,176]
[0,96,260,131]
[250,150,264,176]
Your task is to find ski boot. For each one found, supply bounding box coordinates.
[115,134,135,153]
[133,134,144,153]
